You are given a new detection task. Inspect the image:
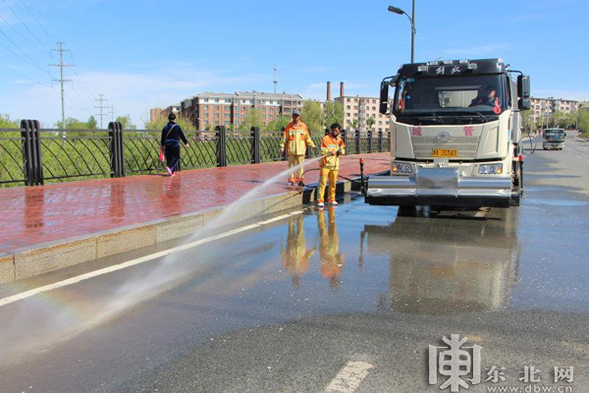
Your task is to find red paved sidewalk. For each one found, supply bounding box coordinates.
[0,153,390,254]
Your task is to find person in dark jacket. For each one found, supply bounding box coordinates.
[469,85,498,107]
[160,113,189,177]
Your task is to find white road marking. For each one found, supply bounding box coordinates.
[0,210,304,308]
[324,361,374,393]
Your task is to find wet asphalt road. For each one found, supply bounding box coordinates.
[0,133,589,392]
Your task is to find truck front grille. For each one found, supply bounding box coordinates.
[411,136,480,159]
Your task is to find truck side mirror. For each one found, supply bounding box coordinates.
[379,80,389,115]
[518,75,531,110]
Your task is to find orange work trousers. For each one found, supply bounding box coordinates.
[318,167,338,202]
[287,155,305,181]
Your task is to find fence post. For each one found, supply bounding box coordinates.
[367,130,373,153]
[117,122,126,177]
[31,120,43,185]
[108,122,118,178]
[216,125,227,167]
[355,129,361,155]
[378,130,383,152]
[20,120,33,186]
[251,126,260,164]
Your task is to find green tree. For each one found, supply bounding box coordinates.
[521,110,540,132]
[54,117,97,129]
[578,109,589,136]
[301,100,322,135]
[347,118,358,130]
[0,114,18,129]
[115,115,136,129]
[145,113,193,130]
[87,116,98,129]
[322,101,343,128]
[366,117,376,130]
[266,115,290,132]
[238,108,263,131]
[551,111,567,128]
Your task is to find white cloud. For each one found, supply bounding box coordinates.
[303,81,377,101]
[0,64,269,127]
[533,89,589,101]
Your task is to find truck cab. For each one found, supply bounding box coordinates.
[366,58,531,208]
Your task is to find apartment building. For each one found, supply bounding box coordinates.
[530,97,580,121]
[150,104,180,123]
[335,95,392,134]
[323,81,391,134]
[152,91,304,129]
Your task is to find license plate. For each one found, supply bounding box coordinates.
[432,149,457,158]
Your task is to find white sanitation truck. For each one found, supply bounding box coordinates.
[365,58,531,208]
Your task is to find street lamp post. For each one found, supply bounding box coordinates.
[388,1,416,63]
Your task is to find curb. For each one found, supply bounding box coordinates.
[0,177,358,284]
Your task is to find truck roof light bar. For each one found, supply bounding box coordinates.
[467,63,478,70]
[443,60,453,65]
[427,61,439,66]
[417,65,427,72]
[459,59,469,64]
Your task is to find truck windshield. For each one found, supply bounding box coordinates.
[393,74,506,121]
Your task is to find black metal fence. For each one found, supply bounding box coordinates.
[0,120,391,187]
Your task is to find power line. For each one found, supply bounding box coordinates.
[0,14,52,60]
[18,0,57,44]
[0,25,53,76]
[0,61,46,85]
[70,84,93,116]
[69,51,95,101]
[50,42,72,133]
[2,0,53,57]
[95,94,108,129]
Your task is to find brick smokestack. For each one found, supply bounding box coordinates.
[326,81,332,102]
[340,82,344,98]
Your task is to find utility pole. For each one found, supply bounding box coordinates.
[273,68,278,94]
[110,105,115,123]
[50,42,72,137]
[411,0,416,63]
[95,94,108,129]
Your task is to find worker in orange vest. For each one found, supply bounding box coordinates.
[279,110,317,186]
[317,123,345,208]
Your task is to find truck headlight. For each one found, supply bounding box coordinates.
[478,163,503,175]
[392,161,413,174]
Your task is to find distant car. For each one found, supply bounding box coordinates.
[542,128,566,150]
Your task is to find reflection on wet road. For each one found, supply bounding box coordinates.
[365,208,520,314]
[1,135,589,392]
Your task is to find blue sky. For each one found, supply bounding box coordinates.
[0,0,587,127]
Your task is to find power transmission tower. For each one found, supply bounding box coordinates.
[50,42,72,135]
[95,94,108,129]
[273,67,278,94]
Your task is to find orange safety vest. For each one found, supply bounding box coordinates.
[320,134,346,169]
[281,121,315,156]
